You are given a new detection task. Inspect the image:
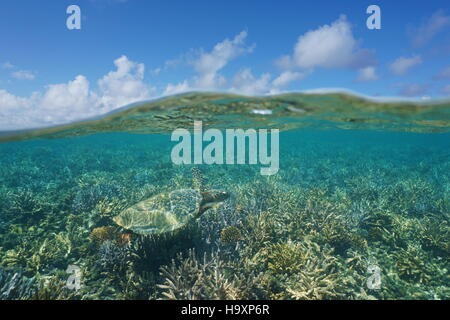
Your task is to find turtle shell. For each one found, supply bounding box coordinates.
[113,189,202,235]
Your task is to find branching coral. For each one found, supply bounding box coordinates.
[0,122,448,300]
[97,240,130,273]
[418,216,449,257]
[31,276,77,300]
[158,249,267,300]
[393,243,443,285]
[264,238,346,300]
[72,183,125,214]
[89,226,121,245]
[220,226,242,244]
[0,269,36,300]
[29,232,72,272]
[9,189,46,224]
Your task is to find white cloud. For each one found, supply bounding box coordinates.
[40,75,94,110]
[2,62,15,69]
[0,90,42,129]
[0,56,154,130]
[192,30,253,89]
[11,70,35,80]
[163,80,191,96]
[193,73,227,90]
[2,62,36,80]
[272,71,305,88]
[389,55,422,76]
[398,83,429,97]
[230,68,271,95]
[274,55,293,70]
[160,31,306,96]
[279,15,375,70]
[410,10,450,47]
[160,31,254,93]
[151,67,161,76]
[434,66,450,80]
[165,68,306,97]
[97,55,152,112]
[193,31,250,74]
[440,84,450,96]
[356,66,378,82]
[0,89,35,110]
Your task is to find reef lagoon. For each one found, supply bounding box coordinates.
[0,92,449,300]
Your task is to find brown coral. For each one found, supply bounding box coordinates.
[220,226,242,244]
[89,226,121,245]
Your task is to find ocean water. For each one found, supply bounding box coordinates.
[0,93,449,300]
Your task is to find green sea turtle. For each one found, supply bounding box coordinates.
[112,168,229,235]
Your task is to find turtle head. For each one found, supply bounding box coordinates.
[199,190,230,215]
[202,190,230,203]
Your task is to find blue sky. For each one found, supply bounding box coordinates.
[0,0,449,129]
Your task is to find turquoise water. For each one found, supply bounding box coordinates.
[0,94,449,300]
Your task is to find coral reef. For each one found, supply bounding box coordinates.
[265,239,345,299]
[89,226,121,245]
[0,124,448,300]
[0,269,36,300]
[220,226,242,244]
[158,249,267,300]
[72,183,124,215]
[97,240,130,273]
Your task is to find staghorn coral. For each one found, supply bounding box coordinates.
[158,249,267,300]
[127,222,201,276]
[0,269,36,300]
[97,240,130,273]
[392,243,444,284]
[89,226,121,245]
[2,247,29,269]
[265,239,346,300]
[418,216,450,257]
[29,232,72,272]
[72,183,124,214]
[92,198,127,219]
[0,120,449,300]
[9,189,46,224]
[31,276,77,300]
[220,226,242,244]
